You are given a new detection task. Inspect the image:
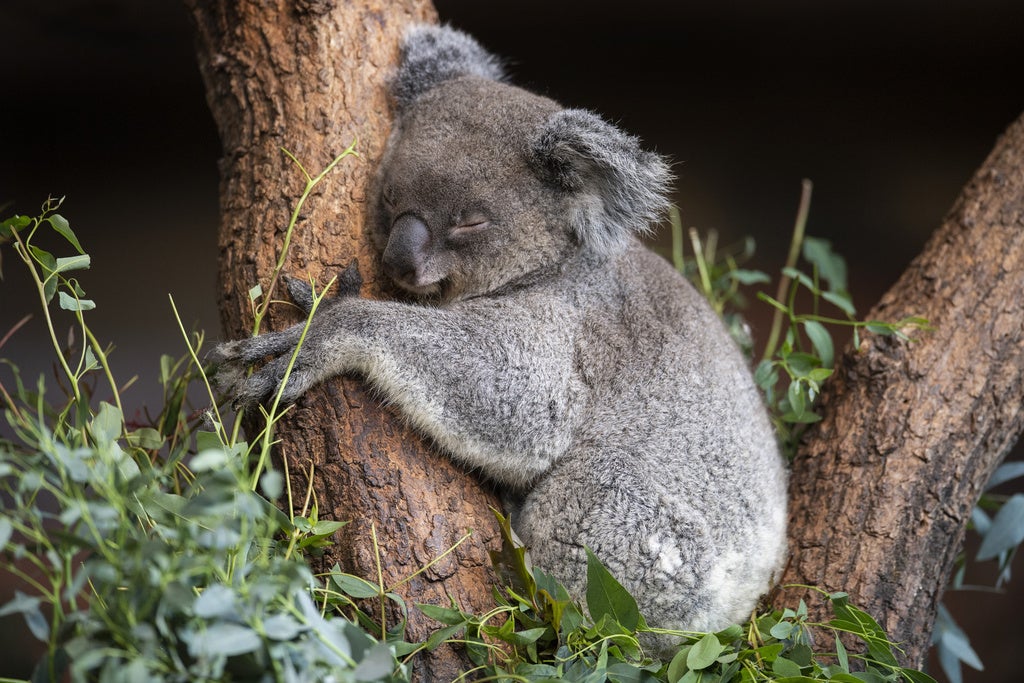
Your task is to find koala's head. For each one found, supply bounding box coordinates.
[370,25,672,303]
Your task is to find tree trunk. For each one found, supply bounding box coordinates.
[777,111,1024,667]
[185,2,501,680]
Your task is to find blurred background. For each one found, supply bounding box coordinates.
[2,1,1023,680]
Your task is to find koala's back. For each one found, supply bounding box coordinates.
[511,242,788,635]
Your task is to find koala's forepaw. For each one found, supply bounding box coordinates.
[206,329,307,408]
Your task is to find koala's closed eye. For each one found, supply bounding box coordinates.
[447,212,492,241]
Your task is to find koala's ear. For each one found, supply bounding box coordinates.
[532,109,673,255]
[392,24,506,110]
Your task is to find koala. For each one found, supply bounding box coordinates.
[211,25,787,647]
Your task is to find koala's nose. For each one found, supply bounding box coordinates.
[382,214,430,283]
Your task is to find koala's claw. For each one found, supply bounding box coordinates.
[336,259,363,297]
[285,276,316,314]
[283,260,361,316]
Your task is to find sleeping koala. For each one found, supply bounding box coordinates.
[211,25,787,644]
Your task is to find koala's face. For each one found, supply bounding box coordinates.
[372,79,572,303]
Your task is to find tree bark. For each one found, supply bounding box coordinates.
[185,2,501,680]
[777,111,1024,667]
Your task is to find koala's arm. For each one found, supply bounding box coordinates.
[210,295,582,488]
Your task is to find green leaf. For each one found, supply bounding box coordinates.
[769,620,794,639]
[190,448,229,472]
[987,461,1024,490]
[54,254,91,274]
[802,236,848,293]
[91,402,123,444]
[489,508,538,599]
[754,360,778,390]
[900,669,939,683]
[0,518,12,550]
[729,269,771,285]
[47,214,85,254]
[666,645,691,683]
[822,290,856,316]
[417,602,466,626]
[125,427,163,450]
[585,547,640,632]
[976,493,1024,560]
[829,595,899,667]
[311,519,347,536]
[58,291,96,311]
[771,656,802,678]
[190,622,261,657]
[353,642,396,682]
[195,430,225,453]
[193,584,238,619]
[249,283,263,301]
[0,591,48,641]
[786,381,806,417]
[802,320,834,368]
[865,321,897,335]
[936,622,983,671]
[0,214,32,236]
[260,469,284,500]
[835,634,850,672]
[686,632,725,670]
[782,267,817,293]
[607,661,658,683]
[262,613,305,641]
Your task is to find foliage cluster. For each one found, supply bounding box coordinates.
[670,182,1024,683]
[0,193,414,682]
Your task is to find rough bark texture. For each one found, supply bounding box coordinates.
[777,112,1024,667]
[185,2,501,680]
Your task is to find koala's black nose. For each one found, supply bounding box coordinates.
[383,214,430,283]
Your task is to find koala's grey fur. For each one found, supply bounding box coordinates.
[211,24,787,646]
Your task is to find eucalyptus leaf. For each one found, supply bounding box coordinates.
[729,269,771,285]
[353,642,397,681]
[986,461,1024,490]
[190,448,230,473]
[190,622,262,658]
[54,254,91,274]
[585,547,640,632]
[263,613,306,641]
[686,632,725,670]
[47,213,85,254]
[802,236,848,292]
[0,518,12,550]
[771,656,802,678]
[193,584,238,620]
[334,573,382,600]
[822,290,856,316]
[802,320,834,368]
[976,494,1024,560]
[58,291,96,311]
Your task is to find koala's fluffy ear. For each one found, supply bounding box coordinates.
[393,24,506,110]
[533,109,673,255]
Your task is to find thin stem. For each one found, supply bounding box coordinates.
[763,179,813,361]
[9,227,81,402]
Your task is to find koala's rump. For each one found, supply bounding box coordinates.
[511,246,787,635]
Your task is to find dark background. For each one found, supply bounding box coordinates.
[2,1,1023,680]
